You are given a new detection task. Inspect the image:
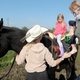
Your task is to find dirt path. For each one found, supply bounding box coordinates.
[0,63,26,80]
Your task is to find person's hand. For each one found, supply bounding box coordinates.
[16,53,19,59]
[62,52,72,59]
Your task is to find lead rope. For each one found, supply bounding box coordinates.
[0,55,15,80]
[45,34,53,54]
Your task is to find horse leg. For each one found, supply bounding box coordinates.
[67,61,77,80]
[46,67,56,80]
[65,59,72,79]
[67,46,78,80]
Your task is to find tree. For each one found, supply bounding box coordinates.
[12,26,19,29]
[22,27,28,31]
[49,28,55,33]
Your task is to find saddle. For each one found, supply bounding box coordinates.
[46,32,54,39]
[54,35,65,41]
[53,36,66,56]
[46,32,65,56]
[46,31,65,40]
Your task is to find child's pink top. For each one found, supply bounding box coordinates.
[54,22,67,36]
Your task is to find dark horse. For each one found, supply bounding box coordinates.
[0,18,78,80]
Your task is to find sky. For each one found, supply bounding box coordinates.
[0,0,80,30]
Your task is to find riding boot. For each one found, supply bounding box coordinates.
[59,47,64,57]
[66,26,74,36]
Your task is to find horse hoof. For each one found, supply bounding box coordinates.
[66,69,71,79]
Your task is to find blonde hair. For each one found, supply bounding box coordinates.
[25,35,42,56]
[25,41,35,56]
[69,1,80,11]
[56,14,64,28]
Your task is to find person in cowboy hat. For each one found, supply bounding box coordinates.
[16,25,74,80]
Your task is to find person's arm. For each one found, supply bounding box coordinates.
[16,46,27,65]
[44,48,56,67]
[45,48,71,67]
[55,52,71,65]
[75,21,80,39]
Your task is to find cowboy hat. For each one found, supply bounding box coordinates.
[20,25,48,43]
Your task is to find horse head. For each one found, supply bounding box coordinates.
[0,26,27,57]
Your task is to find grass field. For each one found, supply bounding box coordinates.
[0,50,15,69]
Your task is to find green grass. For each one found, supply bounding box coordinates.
[0,50,15,69]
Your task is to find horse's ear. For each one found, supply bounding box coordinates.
[1,18,3,22]
[1,18,3,26]
[0,18,3,30]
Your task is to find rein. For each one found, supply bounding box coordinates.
[0,56,15,80]
[44,34,53,54]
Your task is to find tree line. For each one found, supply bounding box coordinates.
[12,26,69,33]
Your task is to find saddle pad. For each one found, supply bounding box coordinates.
[53,45,60,55]
[47,32,54,39]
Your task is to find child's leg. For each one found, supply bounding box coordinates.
[69,44,77,54]
[54,35,61,69]
[66,26,74,36]
[70,34,77,54]
[57,34,64,57]
[57,34,63,47]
